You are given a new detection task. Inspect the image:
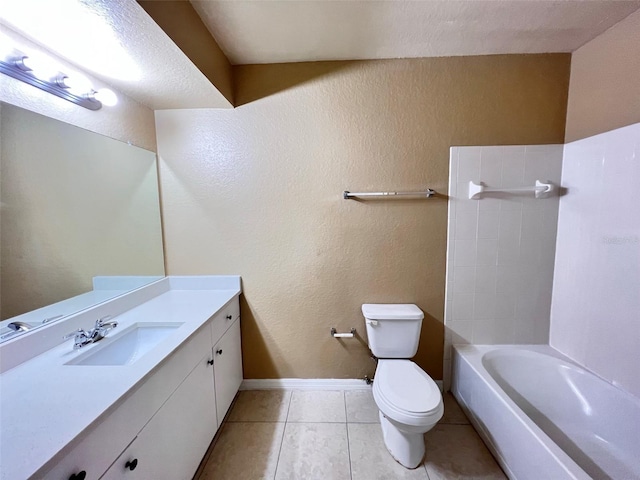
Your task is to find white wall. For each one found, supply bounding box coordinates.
[444,144,563,387]
[550,122,640,398]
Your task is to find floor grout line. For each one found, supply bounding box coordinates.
[272,391,295,479]
[343,390,353,480]
[284,390,293,422]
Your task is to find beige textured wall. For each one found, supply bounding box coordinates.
[156,55,570,380]
[1,104,165,319]
[137,0,234,105]
[565,8,640,142]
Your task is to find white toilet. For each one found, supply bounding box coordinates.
[363,303,444,469]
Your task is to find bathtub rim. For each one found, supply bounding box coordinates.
[451,344,596,480]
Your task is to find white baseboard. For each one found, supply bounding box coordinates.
[240,379,371,390]
[241,378,444,392]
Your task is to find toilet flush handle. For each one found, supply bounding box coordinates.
[366,320,378,326]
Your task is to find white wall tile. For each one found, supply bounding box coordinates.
[473,292,497,320]
[480,147,504,186]
[445,145,562,384]
[500,147,526,187]
[477,209,500,239]
[476,238,498,266]
[453,239,477,266]
[518,234,541,266]
[474,265,497,294]
[550,122,640,399]
[498,197,524,212]
[452,266,475,294]
[520,203,545,239]
[451,294,474,322]
[477,196,501,212]
[454,195,479,216]
[494,293,516,319]
[498,209,522,240]
[448,320,473,344]
[454,211,478,240]
[448,147,459,187]
[457,148,481,183]
[497,235,520,265]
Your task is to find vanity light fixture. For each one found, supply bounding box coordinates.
[0,46,117,110]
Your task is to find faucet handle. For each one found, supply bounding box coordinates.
[96,315,111,324]
[95,315,116,328]
[63,329,87,340]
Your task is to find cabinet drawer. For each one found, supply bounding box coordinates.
[40,324,212,480]
[211,296,239,346]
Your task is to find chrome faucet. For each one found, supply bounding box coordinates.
[7,321,32,332]
[63,316,118,350]
[0,321,33,340]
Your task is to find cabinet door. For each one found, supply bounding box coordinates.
[100,354,217,480]
[213,318,243,424]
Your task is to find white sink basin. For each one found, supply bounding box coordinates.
[66,322,183,366]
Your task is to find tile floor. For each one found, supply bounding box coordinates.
[196,390,506,480]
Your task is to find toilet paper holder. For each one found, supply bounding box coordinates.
[330,328,356,338]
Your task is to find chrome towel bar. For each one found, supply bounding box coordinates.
[343,188,435,199]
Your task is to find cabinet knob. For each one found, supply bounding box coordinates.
[69,472,86,480]
[216,349,223,355]
[125,458,138,471]
[207,359,214,365]
[226,315,232,320]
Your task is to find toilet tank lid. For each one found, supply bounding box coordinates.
[361,304,424,320]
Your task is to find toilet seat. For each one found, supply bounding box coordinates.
[373,360,443,427]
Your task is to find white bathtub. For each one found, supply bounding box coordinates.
[451,345,640,480]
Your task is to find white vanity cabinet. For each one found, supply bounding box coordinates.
[100,353,216,480]
[101,314,242,480]
[213,318,243,424]
[43,296,242,480]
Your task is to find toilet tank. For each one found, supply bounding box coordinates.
[362,304,424,358]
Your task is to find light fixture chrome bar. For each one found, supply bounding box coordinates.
[0,59,102,111]
[343,188,436,199]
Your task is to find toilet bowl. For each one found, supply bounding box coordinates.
[362,303,444,468]
[372,359,444,468]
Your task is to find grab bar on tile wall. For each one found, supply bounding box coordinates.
[468,180,556,200]
[343,188,436,199]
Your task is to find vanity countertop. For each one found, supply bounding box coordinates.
[0,276,241,480]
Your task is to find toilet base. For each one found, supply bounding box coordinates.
[379,412,425,469]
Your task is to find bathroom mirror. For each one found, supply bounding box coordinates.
[0,102,165,342]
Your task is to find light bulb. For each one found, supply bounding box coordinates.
[93,88,117,106]
[60,73,93,95]
[19,53,60,80]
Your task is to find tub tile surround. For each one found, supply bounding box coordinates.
[444,145,563,387]
[198,389,506,480]
[551,122,640,399]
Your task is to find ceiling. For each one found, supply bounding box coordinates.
[190,0,640,65]
[2,1,639,110]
